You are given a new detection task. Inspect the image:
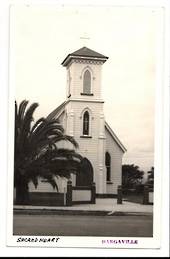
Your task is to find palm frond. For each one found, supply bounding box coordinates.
[18,100,29,126]
[53,135,79,148]
[22,102,39,131]
[30,117,46,134]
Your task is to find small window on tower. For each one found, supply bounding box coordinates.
[83,70,91,94]
[83,111,89,135]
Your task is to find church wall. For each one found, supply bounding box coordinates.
[105,128,123,194]
[66,101,104,136]
[28,177,61,192]
[39,51,125,196]
[65,101,106,194]
[69,62,102,99]
[26,49,126,201]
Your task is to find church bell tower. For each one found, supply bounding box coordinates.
[61,47,109,194]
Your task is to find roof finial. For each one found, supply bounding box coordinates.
[80,32,90,47]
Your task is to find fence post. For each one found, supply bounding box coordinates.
[91,182,96,204]
[66,180,72,206]
[143,185,149,205]
[117,185,122,204]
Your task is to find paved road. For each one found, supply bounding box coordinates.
[13,214,153,237]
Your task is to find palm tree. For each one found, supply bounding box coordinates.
[14,100,82,204]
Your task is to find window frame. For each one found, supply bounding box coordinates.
[105,152,111,182]
[80,108,92,137]
[83,111,90,135]
[80,67,94,96]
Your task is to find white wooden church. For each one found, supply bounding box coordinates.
[29,47,126,198]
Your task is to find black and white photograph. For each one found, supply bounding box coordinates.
[6,1,169,251]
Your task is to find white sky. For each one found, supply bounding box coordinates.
[11,4,164,173]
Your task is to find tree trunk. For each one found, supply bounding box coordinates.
[15,176,30,205]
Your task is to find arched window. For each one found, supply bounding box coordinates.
[105,152,111,181]
[83,70,91,94]
[83,111,89,135]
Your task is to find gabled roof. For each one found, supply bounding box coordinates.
[46,100,68,121]
[105,121,127,153]
[61,46,108,67]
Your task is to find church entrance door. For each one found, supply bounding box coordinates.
[76,157,93,186]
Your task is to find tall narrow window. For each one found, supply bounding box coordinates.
[83,111,89,135]
[105,152,111,181]
[83,70,91,94]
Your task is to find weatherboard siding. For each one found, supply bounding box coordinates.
[64,101,106,193]
[105,128,123,194]
[41,48,125,197]
[48,101,123,195]
[69,62,102,99]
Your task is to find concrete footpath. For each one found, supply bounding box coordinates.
[14,198,153,216]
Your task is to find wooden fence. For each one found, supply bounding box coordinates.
[66,180,96,206]
[117,185,154,205]
[143,185,153,205]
